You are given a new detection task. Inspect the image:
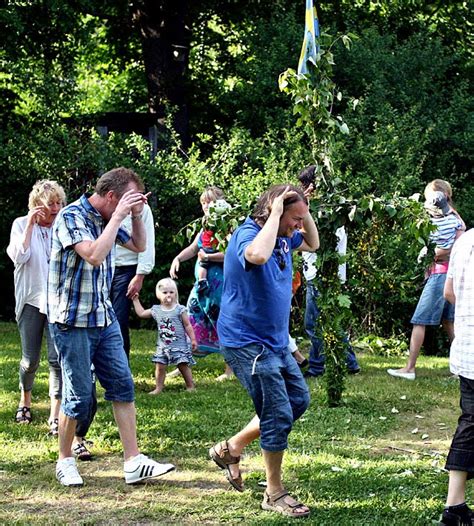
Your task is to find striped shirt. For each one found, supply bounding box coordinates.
[47,194,130,328]
[448,229,474,380]
[430,213,463,250]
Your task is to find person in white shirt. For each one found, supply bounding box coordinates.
[439,229,474,526]
[7,180,65,430]
[111,203,155,359]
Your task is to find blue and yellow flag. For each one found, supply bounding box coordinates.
[297,0,320,75]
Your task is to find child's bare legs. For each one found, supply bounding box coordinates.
[149,363,166,395]
[178,363,195,391]
[197,266,208,282]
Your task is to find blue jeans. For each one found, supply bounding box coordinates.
[305,281,359,376]
[75,368,97,438]
[222,344,310,452]
[50,320,134,421]
[111,264,137,359]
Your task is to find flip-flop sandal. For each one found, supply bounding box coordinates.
[209,440,244,492]
[261,490,310,518]
[15,406,32,424]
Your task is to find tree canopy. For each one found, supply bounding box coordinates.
[1,0,472,331]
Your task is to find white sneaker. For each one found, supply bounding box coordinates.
[124,454,175,484]
[387,369,416,381]
[56,457,84,486]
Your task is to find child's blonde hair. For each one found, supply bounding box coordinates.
[200,186,225,204]
[28,180,66,210]
[155,278,178,300]
[424,179,453,204]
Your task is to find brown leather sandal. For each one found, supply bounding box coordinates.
[261,490,310,518]
[209,440,244,492]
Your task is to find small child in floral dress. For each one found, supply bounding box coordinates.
[133,278,197,394]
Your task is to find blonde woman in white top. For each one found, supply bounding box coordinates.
[7,180,65,429]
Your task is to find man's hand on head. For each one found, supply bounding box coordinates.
[269,186,297,218]
[114,190,149,222]
[130,192,151,217]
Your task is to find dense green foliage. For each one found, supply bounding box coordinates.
[1,1,472,343]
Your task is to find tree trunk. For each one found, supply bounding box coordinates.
[131,0,191,146]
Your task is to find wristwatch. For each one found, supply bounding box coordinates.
[204,253,209,262]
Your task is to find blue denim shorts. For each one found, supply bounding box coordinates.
[411,272,455,325]
[221,343,310,452]
[50,320,134,420]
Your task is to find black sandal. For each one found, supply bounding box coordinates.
[298,358,309,370]
[72,441,93,461]
[48,418,59,436]
[15,406,32,424]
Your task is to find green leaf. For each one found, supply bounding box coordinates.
[337,294,352,308]
[386,205,396,217]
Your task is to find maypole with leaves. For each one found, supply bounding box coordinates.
[279,2,433,406]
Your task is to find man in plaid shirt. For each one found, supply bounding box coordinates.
[49,167,174,487]
[440,228,474,525]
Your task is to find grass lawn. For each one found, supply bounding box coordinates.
[0,321,466,525]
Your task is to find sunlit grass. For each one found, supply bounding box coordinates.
[0,321,466,524]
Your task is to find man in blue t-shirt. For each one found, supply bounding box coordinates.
[209,184,319,518]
